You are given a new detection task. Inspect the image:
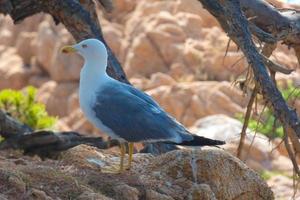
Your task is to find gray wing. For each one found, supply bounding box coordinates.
[125,83,160,107]
[93,83,193,143]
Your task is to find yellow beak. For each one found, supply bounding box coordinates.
[61,45,77,54]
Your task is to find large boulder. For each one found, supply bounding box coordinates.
[61,145,274,199]
[0,145,256,200]
[190,114,294,174]
[141,149,274,200]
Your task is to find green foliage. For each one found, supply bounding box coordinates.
[0,86,57,130]
[259,170,289,181]
[238,81,300,139]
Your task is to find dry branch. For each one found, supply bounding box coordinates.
[284,127,300,178]
[0,110,118,158]
[237,85,258,159]
[0,110,32,138]
[0,130,119,159]
[199,0,300,139]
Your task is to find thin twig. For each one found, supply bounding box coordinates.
[237,84,258,158]
[284,127,300,178]
[262,55,294,75]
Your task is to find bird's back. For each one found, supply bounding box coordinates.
[92,80,193,143]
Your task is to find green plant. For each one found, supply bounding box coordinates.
[259,170,289,181]
[0,86,57,130]
[238,81,300,139]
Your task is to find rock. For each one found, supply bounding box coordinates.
[28,75,51,88]
[267,175,300,199]
[34,20,83,82]
[145,189,174,200]
[208,51,246,81]
[77,191,113,200]
[130,77,149,90]
[53,119,71,132]
[0,47,30,89]
[15,32,37,64]
[37,81,78,117]
[61,145,273,199]
[190,114,296,174]
[1,14,44,40]
[123,0,242,81]
[0,148,112,199]
[67,91,80,114]
[271,155,294,175]
[104,0,137,24]
[145,72,176,90]
[124,33,169,78]
[0,194,8,200]
[103,23,124,61]
[34,20,57,74]
[0,29,13,46]
[0,144,273,200]
[0,167,26,197]
[141,149,273,200]
[49,39,83,82]
[188,184,217,200]
[113,184,139,200]
[24,189,53,200]
[146,81,247,126]
[60,108,104,136]
[175,0,219,27]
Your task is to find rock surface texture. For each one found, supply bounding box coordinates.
[0,146,274,200]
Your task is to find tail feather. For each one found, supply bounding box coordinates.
[174,134,225,146]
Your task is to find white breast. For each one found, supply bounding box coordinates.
[79,68,122,140]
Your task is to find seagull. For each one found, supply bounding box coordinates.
[61,39,225,172]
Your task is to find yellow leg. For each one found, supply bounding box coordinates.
[127,142,134,170]
[119,143,126,172]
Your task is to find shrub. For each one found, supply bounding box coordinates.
[0,86,57,130]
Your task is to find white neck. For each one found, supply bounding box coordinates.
[79,59,110,93]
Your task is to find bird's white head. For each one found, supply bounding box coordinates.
[61,38,108,72]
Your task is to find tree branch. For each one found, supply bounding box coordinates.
[0,110,32,138]
[4,0,129,84]
[0,110,119,159]
[199,0,300,138]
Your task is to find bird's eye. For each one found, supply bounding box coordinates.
[82,44,88,48]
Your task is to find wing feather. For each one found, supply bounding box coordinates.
[93,83,192,142]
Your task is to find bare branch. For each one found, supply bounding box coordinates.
[262,55,294,75]
[237,84,258,159]
[284,128,300,178]
[199,0,300,138]
[0,110,32,138]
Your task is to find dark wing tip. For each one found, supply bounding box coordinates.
[175,135,225,146]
